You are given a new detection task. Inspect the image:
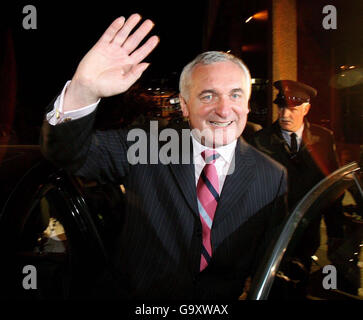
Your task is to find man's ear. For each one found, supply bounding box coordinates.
[179,94,189,117]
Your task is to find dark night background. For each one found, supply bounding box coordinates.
[1,1,209,135]
[1,0,272,138]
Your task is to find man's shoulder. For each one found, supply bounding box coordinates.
[253,121,279,141]
[244,139,286,173]
[242,141,287,195]
[254,123,275,136]
[307,123,334,137]
[249,122,281,156]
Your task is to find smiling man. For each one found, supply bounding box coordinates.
[179,52,251,147]
[41,14,288,299]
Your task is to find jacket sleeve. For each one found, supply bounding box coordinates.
[40,103,131,184]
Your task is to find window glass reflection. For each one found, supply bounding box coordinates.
[269,181,363,300]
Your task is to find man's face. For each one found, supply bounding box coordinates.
[180,61,250,147]
[278,103,310,132]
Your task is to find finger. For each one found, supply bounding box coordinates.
[122,19,155,54]
[112,13,142,46]
[99,16,126,43]
[123,63,151,86]
[129,35,159,63]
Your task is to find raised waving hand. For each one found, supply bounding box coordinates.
[63,14,159,111]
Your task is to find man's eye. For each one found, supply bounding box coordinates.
[231,93,242,99]
[200,94,213,102]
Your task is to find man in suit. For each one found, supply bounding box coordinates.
[250,80,344,294]
[41,14,288,299]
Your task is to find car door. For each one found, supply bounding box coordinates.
[248,161,363,300]
[0,158,116,299]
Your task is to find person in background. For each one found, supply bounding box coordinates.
[250,80,344,297]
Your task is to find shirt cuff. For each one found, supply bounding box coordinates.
[46,80,100,125]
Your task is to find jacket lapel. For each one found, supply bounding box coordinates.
[168,134,199,217]
[300,121,320,151]
[168,134,259,221]
[267,121,308,161]
[213,137,256,227]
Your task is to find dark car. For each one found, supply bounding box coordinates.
[0,142,362,300]
[0,145,121,299]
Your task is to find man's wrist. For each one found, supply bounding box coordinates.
[63,78,99,112]
[46,80,100,125]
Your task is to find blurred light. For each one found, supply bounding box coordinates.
[244,10,268,23]
[253,10,268,21]
[251,78,256,84]
[271,265,276,275]
[241,44,265,52]
[330,67,363,88]
[340,65,357,70]
[311,255,318,261]
[226,50,231,53]
[170,97,180,104]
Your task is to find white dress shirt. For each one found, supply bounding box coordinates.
[191,132,236,193]
[46,81,100,125]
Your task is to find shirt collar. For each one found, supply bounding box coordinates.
[281,123,304,140]
[191,131,237,164]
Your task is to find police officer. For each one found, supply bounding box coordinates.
[251,80,340,209]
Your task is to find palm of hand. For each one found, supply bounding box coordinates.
[73,15,158,99]
[78,41,138,97]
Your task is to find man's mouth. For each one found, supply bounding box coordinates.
[208,120,233,128]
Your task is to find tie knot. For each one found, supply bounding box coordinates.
[202,150,220,164]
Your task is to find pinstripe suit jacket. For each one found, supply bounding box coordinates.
[41,108,288,300]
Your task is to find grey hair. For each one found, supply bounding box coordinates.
[179,51,252,101]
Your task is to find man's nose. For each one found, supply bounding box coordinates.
[279,107,290,117]
[215,96,232,118]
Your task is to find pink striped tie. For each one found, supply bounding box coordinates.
[197,150,220,271]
